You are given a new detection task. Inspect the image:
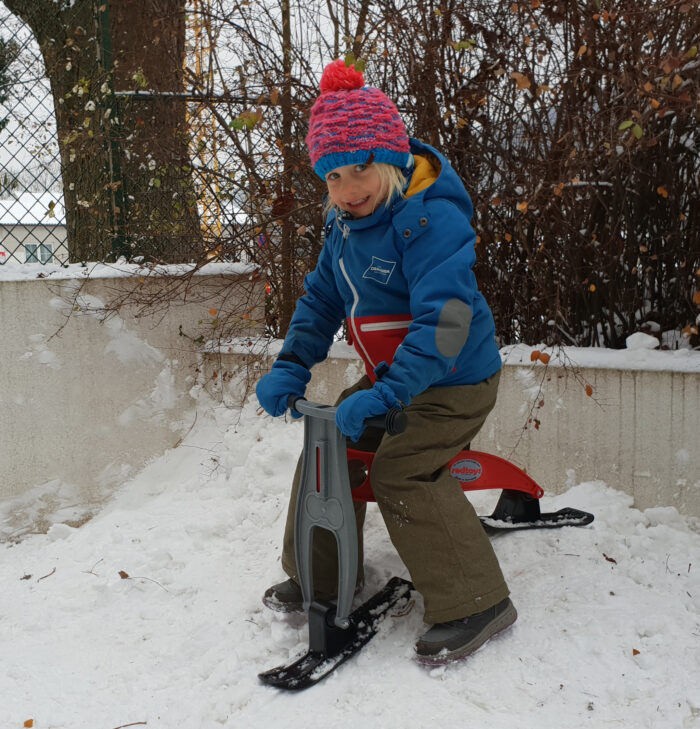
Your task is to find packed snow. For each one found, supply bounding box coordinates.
[501,341,700,374]
[2,392,699,729]
[0,259,254,281]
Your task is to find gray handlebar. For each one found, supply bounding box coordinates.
[287,395,406,436]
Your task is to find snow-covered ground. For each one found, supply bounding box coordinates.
[2,393,699,729]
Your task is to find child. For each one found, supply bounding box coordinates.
[256,59,516,665]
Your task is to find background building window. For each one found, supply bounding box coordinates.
[25,243,53,263]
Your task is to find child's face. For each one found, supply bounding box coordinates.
[325,163,386,218]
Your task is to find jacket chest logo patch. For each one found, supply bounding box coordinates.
[363,257,396,285]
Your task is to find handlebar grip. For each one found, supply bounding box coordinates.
[365,407,407,436]
[385,406,408,435]
[287,394,303,415]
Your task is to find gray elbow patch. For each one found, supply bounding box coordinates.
[436,299,472,358]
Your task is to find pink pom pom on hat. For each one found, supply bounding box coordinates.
[306,59,411,179]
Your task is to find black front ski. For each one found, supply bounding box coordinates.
[259,576,413,691]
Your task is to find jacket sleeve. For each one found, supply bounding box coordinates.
[380,198,481,405]
[279,232,345,368]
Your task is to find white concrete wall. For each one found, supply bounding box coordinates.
[0,272,262,539]
[209,352,700,518]
[3,271,698,540]
[478,363,700,518]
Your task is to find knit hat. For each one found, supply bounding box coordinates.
[306,59,411,179]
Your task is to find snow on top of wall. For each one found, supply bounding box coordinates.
[503,338,700,374]
[203,336,361,360]
[0,259,256,280]
[207,335,700,373]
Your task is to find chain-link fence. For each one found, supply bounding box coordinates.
[1,0,697,349]
[0,0,269,268]
[0,5,66,265]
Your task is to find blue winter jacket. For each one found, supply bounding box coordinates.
[280,138,501,406]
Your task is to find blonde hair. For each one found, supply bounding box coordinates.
[323,162,407,218]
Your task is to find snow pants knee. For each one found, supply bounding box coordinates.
[280,370,510,624]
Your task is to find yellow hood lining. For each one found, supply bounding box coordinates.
[405,153,441,198]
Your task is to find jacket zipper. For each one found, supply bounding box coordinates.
[337,222,377,372]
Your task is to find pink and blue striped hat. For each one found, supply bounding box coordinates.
[306,60,411,179]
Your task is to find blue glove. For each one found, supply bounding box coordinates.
[335,381,402,442]
[256,359,311,418]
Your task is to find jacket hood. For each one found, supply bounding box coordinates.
[403,138,473,220]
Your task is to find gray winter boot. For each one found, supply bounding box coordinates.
[414,597,517,665]
[262,578,305,613]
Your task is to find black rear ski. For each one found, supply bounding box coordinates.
[259,576,413,691]
[479,489,594,535]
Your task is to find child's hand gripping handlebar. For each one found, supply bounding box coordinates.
[287,395,407,437]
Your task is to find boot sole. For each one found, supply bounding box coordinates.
[262,594,304,613]
[415,600,518,666]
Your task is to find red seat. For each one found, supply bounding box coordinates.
[347,447,544,502]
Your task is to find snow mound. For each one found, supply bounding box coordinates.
[1,397,699,728]
[625,331,660,350]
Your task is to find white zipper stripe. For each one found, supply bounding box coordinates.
[339,256,376,371]
[359,320,411,332]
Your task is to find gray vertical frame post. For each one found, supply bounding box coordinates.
[292,401,358,629]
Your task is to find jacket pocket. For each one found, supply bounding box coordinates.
[359,320,411,333]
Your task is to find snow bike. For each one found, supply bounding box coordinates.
[258,397,594,690]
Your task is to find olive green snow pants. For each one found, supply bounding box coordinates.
[280,370,509,624]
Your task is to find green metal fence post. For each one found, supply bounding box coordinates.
[94,0,131,260]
